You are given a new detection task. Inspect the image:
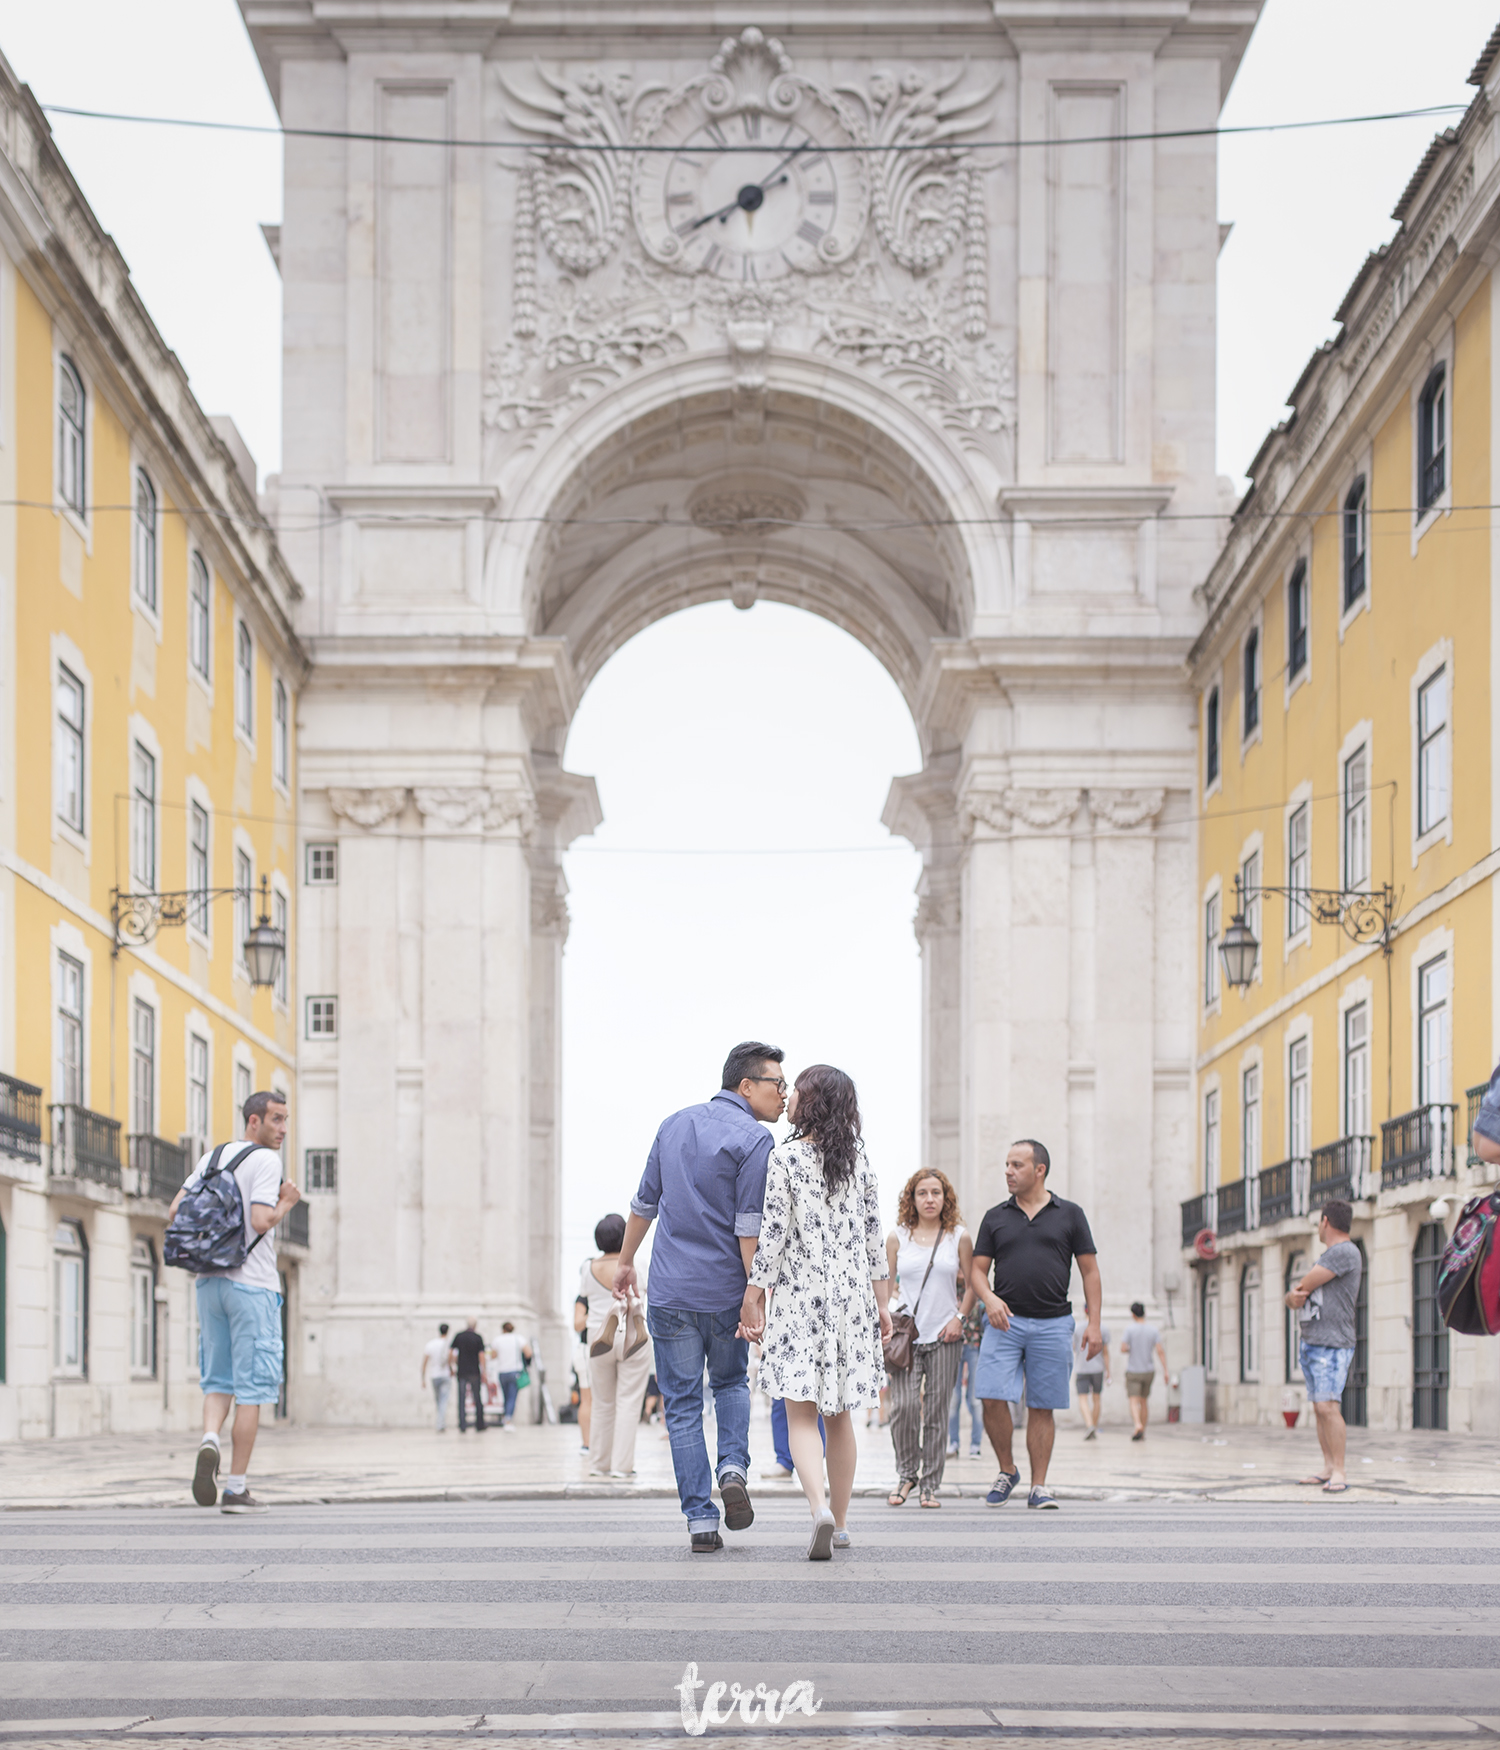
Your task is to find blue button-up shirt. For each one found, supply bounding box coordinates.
[631,1090,774,1312]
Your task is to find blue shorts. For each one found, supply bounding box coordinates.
[197,1277,284,1405]
[1299,1340,1355,1403]
[975,1314,1075,1410]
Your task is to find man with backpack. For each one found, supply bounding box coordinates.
[167,1090,301,1513]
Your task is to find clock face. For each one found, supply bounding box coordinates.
[634,95,867,281]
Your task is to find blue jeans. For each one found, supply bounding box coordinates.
[771,1396,825,1472]
[497,1372,522,1421]
[647,1304,751,1533]
[948,1341,981,1449]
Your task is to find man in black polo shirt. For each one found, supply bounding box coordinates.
[969,1138,1102,1509]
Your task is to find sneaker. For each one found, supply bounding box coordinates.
[191,1439,220,1508]
[831,1528,851,1550]
[946,1442,959,1458]
[985,1468,1021,1506]
[690,1530,724,1554]
[968,1447,982,1460]
[1084,1427,1097,1441]
[1027,1487,1059,1510]
[718,1470,754,1532]
[220,1488,269,1514]
[807,1507,835,1561]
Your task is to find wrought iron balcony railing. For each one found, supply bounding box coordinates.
[1380,1103,1456,1190]
[1309,1134,1373,1207]
[49,1103,122,1188]
[284,1200,310,1248]
[1467,1083,1490,1169]
[128,1133,189,1203]
[1180,1191,1213,1248]
[0,1071,43,1164]
[1257,1157,1308,1226]
[1216,1176,1253,1236]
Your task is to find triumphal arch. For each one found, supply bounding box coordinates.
[240,0,1260,1419]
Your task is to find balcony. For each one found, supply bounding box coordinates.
[1309,1134,1373,1207]
[1467,1083,1491,1168]
[49,1103,122,1188]
[1216,1176,1252,1236]
[1180,1192,1212,1249]
[128,1133,188,1203]
[284,1200,310,1249]
[1380,1103,1456,1190]
[1257,1157,1308,1225]
[0,1071,43,1164]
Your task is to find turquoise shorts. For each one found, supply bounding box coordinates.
[197,1277,284,1405]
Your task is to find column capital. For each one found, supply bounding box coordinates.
[484,786,538,841]
[413,786,491,831]
[1089,787,1166,833]
[328,786,408,830]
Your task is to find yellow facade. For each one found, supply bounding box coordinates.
[0,59,304,1438]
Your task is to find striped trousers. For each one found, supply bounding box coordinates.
[888,1338,965,1491]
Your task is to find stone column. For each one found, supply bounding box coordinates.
[956,778,1014,1225]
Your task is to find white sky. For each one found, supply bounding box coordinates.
[3,0,1494,1303]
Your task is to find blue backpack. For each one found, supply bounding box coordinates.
[163,1143,262,1274]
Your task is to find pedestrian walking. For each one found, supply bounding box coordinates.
[492,1322,533,1426]
[948,1302,984,1459]
[579,1213,652,1477]
[764,1396,825,1480]
[1286,1199,1364,1494]
[614,1041,784,1553]
[422,1323,453,1432]
[570,1303,592,1453]
[970,1138,1102,1511]
[739,1064,893,1560]
[169,1089,302,1514]
[1120,1303,1167,1440]
[885,1169,973,1507]
[450,1318,488,1432]
[1074,1316,1112,1438]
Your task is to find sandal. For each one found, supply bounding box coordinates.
[887,1479,915,1507]
[919,1488,942,1508]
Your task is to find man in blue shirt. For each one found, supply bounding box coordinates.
[615,1041,785,1553]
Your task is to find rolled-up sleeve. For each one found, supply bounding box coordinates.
[631,1133,663,1221]
[734,1127,773,1237]
[1474,1070,1500,1145]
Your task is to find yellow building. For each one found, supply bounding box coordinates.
[0,56,307,1440]
[1188,44,1500,1434]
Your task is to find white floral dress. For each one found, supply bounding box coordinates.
[750,1138,889,1414]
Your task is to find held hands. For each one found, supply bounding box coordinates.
[985,1296,1012,1331]
[879,1303,894,1344]
[737,1285,767,1344]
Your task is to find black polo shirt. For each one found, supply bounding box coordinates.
[973,1193,1096,1320]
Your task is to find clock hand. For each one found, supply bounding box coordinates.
[687,141,811,231]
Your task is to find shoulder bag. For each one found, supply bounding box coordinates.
[883,1238,940,1373]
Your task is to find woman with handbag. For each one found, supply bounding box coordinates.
[579,1213,652,1477]
[884,1169,974,1507]
[739,1065,892,1559]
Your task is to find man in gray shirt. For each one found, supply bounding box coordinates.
[1119,1303,1168,1441]
[1285,1199,1363,1494]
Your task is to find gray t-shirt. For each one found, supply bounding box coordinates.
[1124,1322,1161,1372]
[1299,1239,1362,1351]
[1074,1322,1110,1374]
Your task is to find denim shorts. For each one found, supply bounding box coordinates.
[974,1314,1074,1410]
[197,1276,284,1404]
[1299,1340,1355,1403]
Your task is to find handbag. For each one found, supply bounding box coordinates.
[883,1241,940,1373]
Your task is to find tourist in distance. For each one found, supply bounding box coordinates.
[579,1212,652,1477]
[885,1169,973,1507]
[449,1317,489,1433]
[570,1298,592,1454]
[948,1298,985,1459]
[421,1322,453,1432]
[1074,1313,1112,1440]
[969,1139,1103,1510]
[1286,1199,1363,1494]
[1120,1302,1168,1440]
[739,1064,892,1559]
[491,1322,533,1427]
[614,1042,784,1553]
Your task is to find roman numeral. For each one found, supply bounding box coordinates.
[807,189,836,205]
[741,111,761,141]
[668,192,695,206]
[704,119,728,149]
[742,255,757,282]
[673,218,698,236]
[797,219,826,245]
[700,243,722,274]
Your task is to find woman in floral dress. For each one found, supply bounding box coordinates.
[740,1064,892,1560]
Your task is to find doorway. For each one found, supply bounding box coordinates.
[1412,1222,1448,1429]
[1340,1238,1368,1427]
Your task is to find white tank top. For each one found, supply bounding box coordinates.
[895,1226,966,1344]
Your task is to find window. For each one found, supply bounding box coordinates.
[1242,629,1260,737]
[131,999,155,1138]
[1241,1064,1260,1177]
[189,552,212,680]
[57,356,85,514]
[130,743,156,890]
[273,888,289,1004]
[1203,1087,1220,1191]
[306,1148,338,1191]
[1201,1272,1219,1378]
[233,1060,253,1123]
[1289,1036,1310,1159]
[1205,686,1220,787]
[1287,803,1310,937]
[306,996,338,1039]
[133,470,157,614]
[1345,1003,1370,1138]
[306,844,338,885]
[55,664,85,833]
[1240,1264,1261,1384]
[235,621,254,738]
[1343,745,1369,890]
[1417,666,1450,837]
[1418,364,1447,512]
[1285,1248,1308,1384]
[129,1236,155,1376]
[1240,850,1262,981]
[273,679,289,787]
[189,801,210,936]
[52,1220,86,1376]
[1287,561,1308,680]
[56,952,83,1107]
[1204,890,1221,1007]
[234,849,252,970]
[187,1033,209,1149]
[1418,955,1451,1106]
[1342,477,1367,610]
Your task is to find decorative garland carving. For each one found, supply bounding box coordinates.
[413,787,492,830]
[1004,788,1081,832]
[328,787,407,829]
[1090,788,1166,832]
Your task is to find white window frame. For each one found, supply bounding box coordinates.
[1239,612,1263,756]
[1410,639,1454,863]
[54,942,86,1110]
[1240,1263,1261,1384]
[1284,782,1312,954]
[1411,927,1455,1109]
[52,1219,87,1378]
[272,677,290,794]
[1202,1079,1221,1194]
[1202,876,1222,1016]
[50,634,92,858]
[188,548,213,691]
[1284,553,1312,704]
[129,983,159,1140]
[54,660,86,839]
[131,463,161,626]
[1412,328,1454,549]
[232,838,255,984]
[1202,1270,1220,1380]
[234,617,256,748]
[185,1020,212,1157]
[1240,1055,1262,1181]
[305,995,338,1040]
[232,1047,255,1128]
[305,1148,338,1192]
[1339,471,1369,633]
[1237,833,1264,991]
[186,781,213,946]
[1338,721,1373,893]
[1285,1021,1312,1162]
[271,877,290,1010]
[53,346,91,541]
[1203,675,1223,799]
[129,1235,156,1377]
[305,843,338,885]
[1343,1000,1370,1140]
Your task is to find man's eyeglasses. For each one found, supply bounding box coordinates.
[748,1075,788,1094]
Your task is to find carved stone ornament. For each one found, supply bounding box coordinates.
[532,882,572,939]
[1090,788,1166,832]
[1004,788,1082,832]
[328,787,407,830]
[413,787,492,831]
[914,877,960,941]
[689,477,806,534]
[485,789,539,840]
[959,789,1011,837]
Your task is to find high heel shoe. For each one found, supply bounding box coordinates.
[589,1310,619,1357]
[624,1305,648,1358]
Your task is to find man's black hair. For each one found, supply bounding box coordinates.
[244,1088,287,1124]
[439,1323,449,1335]
[1321,1198,1354,1236]
[1013,1137,1051,1174]
[722,1040,784,1091]
[1130,1301,1146,1318]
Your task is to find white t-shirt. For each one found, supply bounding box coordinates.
[182,1143,283,1293]
[492,1331,530,1372]
[423,1336,451,1380]
[894,1226,967,1345]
